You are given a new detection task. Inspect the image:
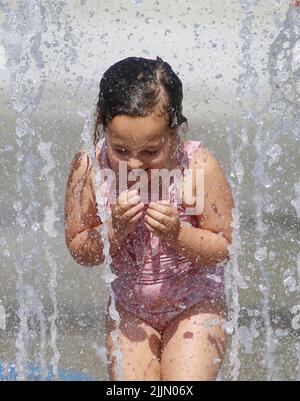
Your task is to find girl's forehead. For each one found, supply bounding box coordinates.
[107,130,170,149]
[106,114,170,142]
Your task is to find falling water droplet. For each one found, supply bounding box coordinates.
[32,222,40,231]
[109,304,120,321]
[283,275,297,292]
[267,143,282,165]
[254,247,268,261]
[13,201,22,212]
[291,182,300,218]
[3,249,10,257]
[223,321,234,334]
[103,271,118,284]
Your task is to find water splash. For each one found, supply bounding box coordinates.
[2,0,58,380]
[79,110,123,379]
[266,3,300,379]
[229,0,300,380]
[237,0,278,380]
[224,0,259,381]
[38,142,60,379]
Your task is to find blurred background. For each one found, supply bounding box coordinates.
[0,0,299,380]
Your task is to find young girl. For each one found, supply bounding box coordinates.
[64,56,234,381]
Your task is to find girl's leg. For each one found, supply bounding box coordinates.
[105,297,162,381]
[160,299,228,381]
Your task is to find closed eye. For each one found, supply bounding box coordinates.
[114,148,158,156]
[115,148,128,154]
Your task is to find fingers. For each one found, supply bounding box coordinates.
[111,202,144,233]
[148,200,174,216]
[123,202,144,220]
[144,201,180,238]
[145,208,169,227]
[117,189,139,205]
[127,194,141,205]
[144,214,166,232]
[129,210,143,223]
[144,219,156,233]
[114,189,143,214]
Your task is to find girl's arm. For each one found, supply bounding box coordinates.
[64,149,124,266]
[169,226,230,268]
[169,147,234,268]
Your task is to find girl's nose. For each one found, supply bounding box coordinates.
[128,157,143,170]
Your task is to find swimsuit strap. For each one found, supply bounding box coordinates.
[169,140,202,208]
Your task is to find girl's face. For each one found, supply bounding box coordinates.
[105,113,179,182]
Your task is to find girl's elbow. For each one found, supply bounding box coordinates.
[70,250,104,267]
[67,237,104,267]
[71,247,105,267]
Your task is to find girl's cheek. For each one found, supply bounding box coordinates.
[151,155,169,169]
[108,153,123,170]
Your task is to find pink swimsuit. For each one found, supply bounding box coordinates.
[97,138,226,333]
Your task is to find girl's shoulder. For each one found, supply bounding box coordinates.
[71,145,101,199]
[94,137,110,170]
[182,139,222,171]
[67,146,92,182]
[181,139,211,170]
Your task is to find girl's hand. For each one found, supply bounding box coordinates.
[144,200,181,244]
[111,189,144,238]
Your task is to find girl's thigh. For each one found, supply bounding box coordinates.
[105,297,162,381]
[160,299,228,381]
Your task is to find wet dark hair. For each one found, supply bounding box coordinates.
[93,56,188,146]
